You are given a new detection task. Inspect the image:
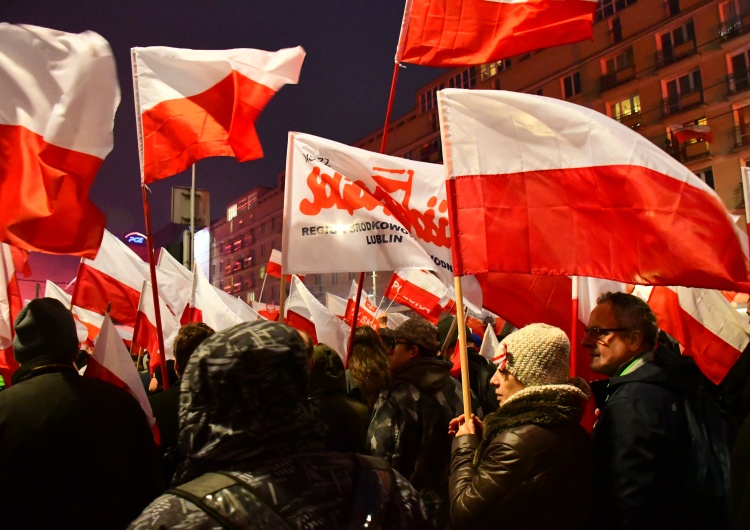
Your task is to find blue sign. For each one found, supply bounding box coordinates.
[125,232,146,245]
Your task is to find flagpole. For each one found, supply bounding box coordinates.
[190,164,196,271]
[346,272,367,365]
[453,276,472,421]
[279,275,287,324]
[130,280,147,357]
[570,276,579,378]
[141,185,169,391]
[69,258,85,312]
[259,273,268,303]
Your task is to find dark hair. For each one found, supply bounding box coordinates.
[173,323,215,374]
[596,291,658,349]
[349,326,391,409]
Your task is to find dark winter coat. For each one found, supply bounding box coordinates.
[450,384,594,530]
[368,356,474,512]
[591,354,697,530]
[0,358,163,530]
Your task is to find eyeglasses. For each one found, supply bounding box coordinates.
[584,326,630,338]
[390,339,411,348]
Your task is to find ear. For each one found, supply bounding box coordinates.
[408,344,420,360]
[628,329,644,352]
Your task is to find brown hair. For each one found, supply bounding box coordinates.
[173,322,215,374]
[349,326,392,409]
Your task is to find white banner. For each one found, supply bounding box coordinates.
[282,132,454,284]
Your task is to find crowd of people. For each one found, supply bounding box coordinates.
[0,292,747,529]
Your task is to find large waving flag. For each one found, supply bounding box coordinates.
[132,45,305,184]
[283,132,456,285]
[438,89,750,292]
[191,266,258,331]
[84,313,158,440]
[286,276,350,362]
[156,248,193,316]
[396,0,597,67]
[45,280,104,345]
[0,24,117,257]
[0,244,27,383]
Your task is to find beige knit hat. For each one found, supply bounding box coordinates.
[495,323,570,386]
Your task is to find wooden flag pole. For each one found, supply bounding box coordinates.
[453,276,473,421]
[279,274,287,324]
[129,280,147,357]
[570,276,579,378]
[346,272,367,366]
[141,185,169,390]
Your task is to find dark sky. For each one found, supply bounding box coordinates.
[2,1,447,293]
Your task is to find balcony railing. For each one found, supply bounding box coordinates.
[600,64,636,92]
[735,125,750,147]
[720,13,750,40]
[728,71,750,94]
[655,40,698,68]
[662,88,704,116]
[614,111,642,129]
[678,140,711,162]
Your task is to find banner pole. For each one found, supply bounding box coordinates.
[130,280,147,358]
[346,272,366,366]
[454,276,472,421]
[570,276,579,378]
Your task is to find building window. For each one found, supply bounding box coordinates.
[603,49,633,76]
[610,94,642,127]
[227,204,238,222]
[728,48,750,93]
[734,104,750,146]
[663,69,702,114]
[259,266,266,280]
[420,139,442,163]
[596,0,637,21]
[420,84,444,114]
[448,67,477,89]
[720,0,743,38]
[234,258,242,271]
[695,168,715,189]
[313,274,322,286]
[562,72,582,99]
[657,21,695,66]
[480,60,511,81]
[233,238,242,251]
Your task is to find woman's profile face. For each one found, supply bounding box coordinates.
[490,367,525,406]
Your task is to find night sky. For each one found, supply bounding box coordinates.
[2,1,447,294]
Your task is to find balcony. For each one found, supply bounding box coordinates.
[600,64,636,92]
[720,13,750,41]
[655,40,698,68]
[728,71,750,94]
[662,89,704,116]
[614,111,642,129]
[735,125,750,147]
[678,140,711,162]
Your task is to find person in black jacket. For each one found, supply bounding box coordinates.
[449,323,594,530]
[0,298,163,530]
[584,291,720,530]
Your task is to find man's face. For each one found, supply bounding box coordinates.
[388,338,418,375]
[583,302,639,376]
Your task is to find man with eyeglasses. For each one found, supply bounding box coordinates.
[368,317,474,528]
[583,291,701,530]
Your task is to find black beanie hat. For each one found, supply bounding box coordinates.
[12,298,78,365]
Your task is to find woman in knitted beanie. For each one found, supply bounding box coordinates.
[448,323,595,530]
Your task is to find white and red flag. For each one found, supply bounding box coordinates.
[266,249,303,282]
[132,45,305,184]
[396,0,597,67]
[191,266,258,331]
[132,281,180,372]
[325,292,348,319]
[344,281,383,330]
[0,244,28,383]
[84,313,158,441]
[632,285,750,384]
[670,123,712,143]
[285,276,350,362]
[479,322,500,363]
[283,132,456,285]
[45,280,104,345]
[156,248,193,317]
[0,24,117,257]
[438,89,750,292]
[251,302,280,322]
[384,270,447,324]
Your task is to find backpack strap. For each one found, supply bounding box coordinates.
[168,471,293,530]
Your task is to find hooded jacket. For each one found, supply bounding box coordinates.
[450,383,594,530]
[129,321,429,530]
[368,356,472,510]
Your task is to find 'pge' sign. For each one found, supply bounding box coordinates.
[125,232,146,245]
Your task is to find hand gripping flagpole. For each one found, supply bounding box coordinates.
[133,49,169,390]
[453,276,473,421]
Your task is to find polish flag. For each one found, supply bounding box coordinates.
[84,313,158,441]
[45,280,104,345]
[632,285,750,384]
[286,276,350,362]
[384,270,446,324]
[266,249,303,282]
[344,281,382,330]
[132,45,305,184]
[396,0,597,67]
[438,89,750,292]
[251,302,280,322]
[132,281,180,374]
[479,323,500,363]
[670,123,713,143]
[192,266,258,331]
[0,244,27,383]
[72,231,147,327]
[0,24,118,257]
[156,248,193,317]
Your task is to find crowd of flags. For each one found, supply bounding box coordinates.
[0,1,749,429]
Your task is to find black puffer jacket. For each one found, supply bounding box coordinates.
[450,383,594,530]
